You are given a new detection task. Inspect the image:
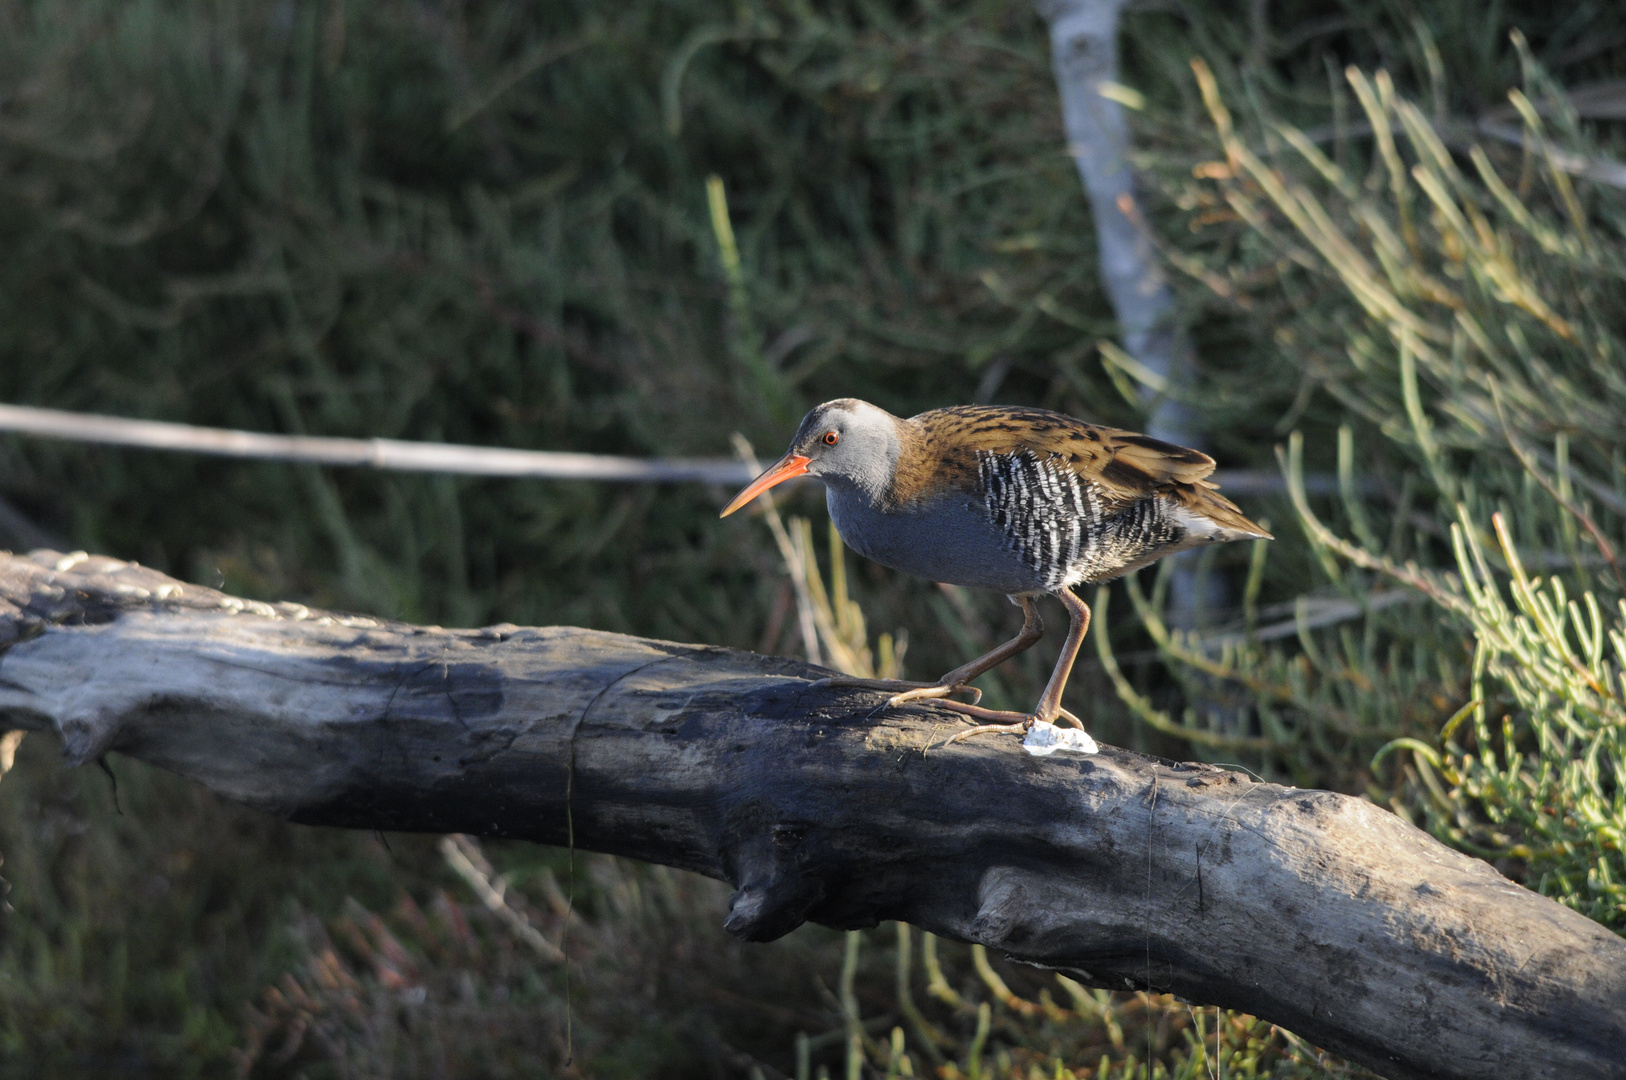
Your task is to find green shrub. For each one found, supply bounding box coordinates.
[1128,35,1626,930]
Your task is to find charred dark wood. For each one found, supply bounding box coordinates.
[0,550,1620,1080]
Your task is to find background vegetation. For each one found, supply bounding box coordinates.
[0,0,1621,1076]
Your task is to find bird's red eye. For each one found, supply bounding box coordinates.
[822,431,840,446]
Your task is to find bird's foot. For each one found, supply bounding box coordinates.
[940,720,1032,744]
[926,702,1092,748]
[916,699,1030,724]
[1053,707,1086,729]
[907,698,1032,745]
[807,676,982,706]
[886,683,983,707]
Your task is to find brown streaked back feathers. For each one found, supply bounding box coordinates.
[893,405,1270,538]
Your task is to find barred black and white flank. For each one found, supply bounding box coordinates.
[979,450,1186,590]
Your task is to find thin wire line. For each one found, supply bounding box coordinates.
[0,401,1316,492]
[0,402,751,484]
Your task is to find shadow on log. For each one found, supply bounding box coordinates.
[0,550,1621,1079]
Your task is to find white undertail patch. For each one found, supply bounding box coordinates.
[1171,503,1269,543]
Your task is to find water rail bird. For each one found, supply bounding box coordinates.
[721,399,1271,747]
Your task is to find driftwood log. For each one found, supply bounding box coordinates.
[0,550,1621,1080]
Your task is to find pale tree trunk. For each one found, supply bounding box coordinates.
[1034,0,1197,450]
[0,550,1621,1080]
[1034,0,1219,629]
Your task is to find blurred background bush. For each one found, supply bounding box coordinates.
[0,0,1621,1076]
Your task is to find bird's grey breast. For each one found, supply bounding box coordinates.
[825,483,1044,593]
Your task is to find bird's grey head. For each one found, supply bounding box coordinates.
[788,399,902,496]
[719,398,903,518]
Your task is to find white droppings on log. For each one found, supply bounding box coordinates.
[1022,719,1099,755]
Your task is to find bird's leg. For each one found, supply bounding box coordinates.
[886,594,1045,706]
[809,594,1044,706]
[1028,586,1091,722]
[939,589,1092,744]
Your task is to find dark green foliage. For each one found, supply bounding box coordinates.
[0,734,428,1075]
[0,0,1126,649]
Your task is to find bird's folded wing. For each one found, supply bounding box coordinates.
[910,406,1267,537]
[914,406,1215,501]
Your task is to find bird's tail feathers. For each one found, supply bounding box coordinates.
[1173,486,1273,542]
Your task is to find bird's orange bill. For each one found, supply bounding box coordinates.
[719,454,811,517]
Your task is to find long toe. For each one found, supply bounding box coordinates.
[941,720,1032,745]
[1054,707,1086,729]
[906,698,1027,723]
[810,675,935,693]
[887,683,983,707]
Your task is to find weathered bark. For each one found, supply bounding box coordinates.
[0,550,1621,1080]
